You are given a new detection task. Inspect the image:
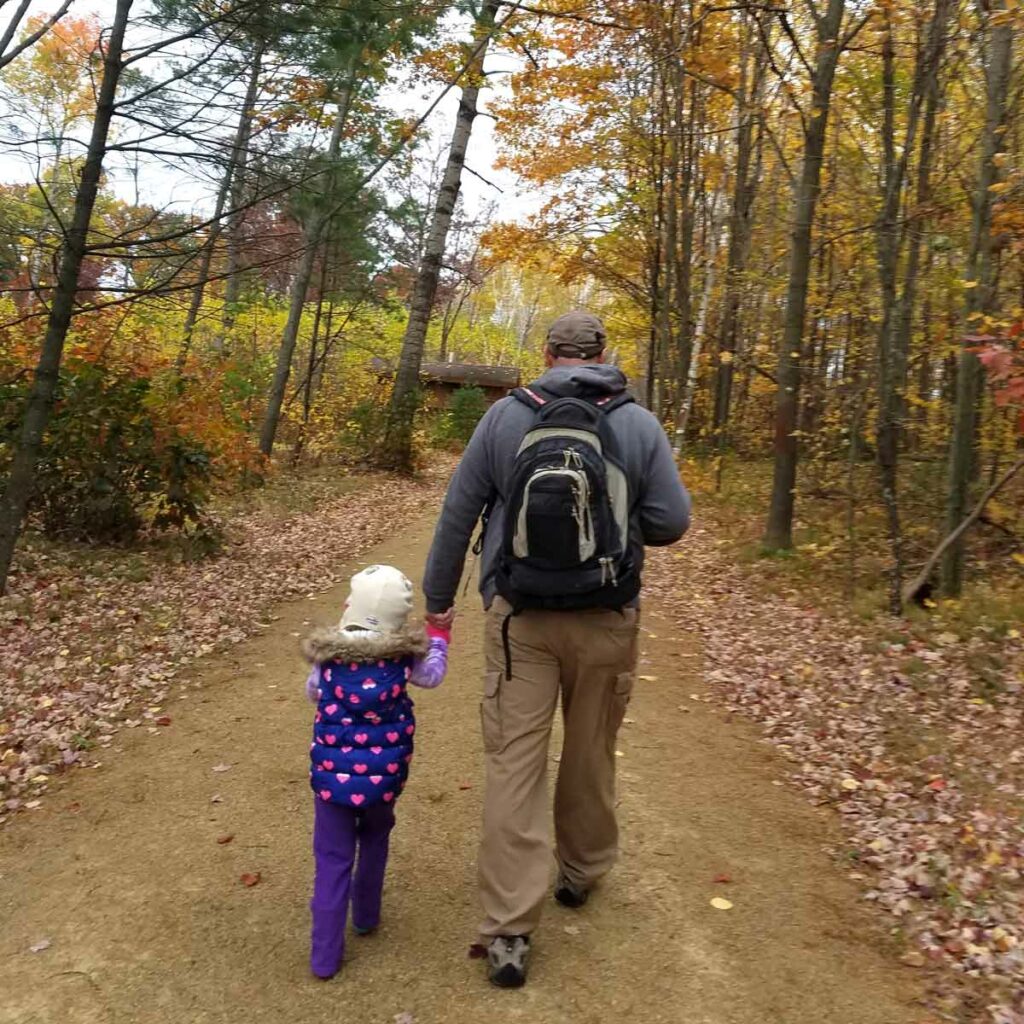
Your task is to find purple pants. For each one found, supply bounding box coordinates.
[310,798,395,978]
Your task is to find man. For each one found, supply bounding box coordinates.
[422,311,691,987]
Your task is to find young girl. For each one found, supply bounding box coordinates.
[302,564,449,979]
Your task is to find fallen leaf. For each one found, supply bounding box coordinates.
[840,778,861,791]
[458,783,472,791]
[216,834,234,845]
[615,750,625,758]
[710,897,733,911]
[394,1014,415,1024]
[210,794,223,804]
[212,764,232,773]
[638,675,658,682]
[240,872,261,887]
[563,924,580,936]
[28,938,51,953]
[713,873,732,884]
[900,951,926,968]
[155,715,172,726]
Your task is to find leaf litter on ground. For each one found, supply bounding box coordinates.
[647,523,1024,1023]
[0,467,447,822]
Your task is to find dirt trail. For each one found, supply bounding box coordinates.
[0,515,926,1024]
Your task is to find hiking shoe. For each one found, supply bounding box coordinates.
[487,935,530,988]
[554,875,589,909]
[352,924,377,936]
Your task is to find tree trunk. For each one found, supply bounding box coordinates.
[0,0,133,596]
[674,195,722,452]
[259,76,354,458]
[873,0,950,614]
[763,0,847,550]
[380,0,500,470]
[177,42,263,369]
[712,19,765,449]
[940,1,1013,594]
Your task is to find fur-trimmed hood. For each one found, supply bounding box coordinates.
[302,625,428,664]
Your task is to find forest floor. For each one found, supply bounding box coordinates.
[0,466,1019,1023]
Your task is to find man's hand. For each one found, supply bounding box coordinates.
[425,607,455,631]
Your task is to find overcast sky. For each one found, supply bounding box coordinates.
[0,1,538,222]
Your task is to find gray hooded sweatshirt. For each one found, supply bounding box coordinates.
[422,364,692,613]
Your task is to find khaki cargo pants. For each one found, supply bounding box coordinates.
[478,596,640,939]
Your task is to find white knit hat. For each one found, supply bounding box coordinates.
[340,564,414,635]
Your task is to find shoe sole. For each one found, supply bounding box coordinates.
[489,964,527,988]
[554,888,588,909]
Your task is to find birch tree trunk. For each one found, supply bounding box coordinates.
[380,0,500,471]
[763,0,847,550]
[0,0,134,596]
[710,14,765,450]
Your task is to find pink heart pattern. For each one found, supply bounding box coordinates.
[311,656,418,808]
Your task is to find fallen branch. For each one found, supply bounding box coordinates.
[903,455,1024,606]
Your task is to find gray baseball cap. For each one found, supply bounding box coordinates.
[546,311,607,359]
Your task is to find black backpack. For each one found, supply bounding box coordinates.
[494,384,640,620]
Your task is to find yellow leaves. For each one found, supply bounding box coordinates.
[709,897,733,910]
[960,280,979,289]
[1011,553,1024,567]
[988,181,1013,194]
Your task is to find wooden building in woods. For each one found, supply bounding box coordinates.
[369,358,521,408]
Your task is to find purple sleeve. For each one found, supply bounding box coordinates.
[409,637,448,689]
[305,666,320,703]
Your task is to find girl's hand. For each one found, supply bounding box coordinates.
[425,607,455,631]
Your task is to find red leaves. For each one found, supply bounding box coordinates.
[216,833,234,845]
[239,872,261,887]
[712,873,733,884]
[974,332,1024,425]
[155,715,172,727]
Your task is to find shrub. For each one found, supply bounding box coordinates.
[432,385,488,448]
[0,360,214,545]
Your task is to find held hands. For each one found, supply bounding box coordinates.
[425,606,455,632]
[409,616,452,689]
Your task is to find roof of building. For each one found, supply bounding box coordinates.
[370,357,520,390]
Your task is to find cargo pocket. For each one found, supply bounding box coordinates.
[610,671,634,734]
[480,671,503,754]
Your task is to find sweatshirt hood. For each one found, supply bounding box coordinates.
[533,364,629,399]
